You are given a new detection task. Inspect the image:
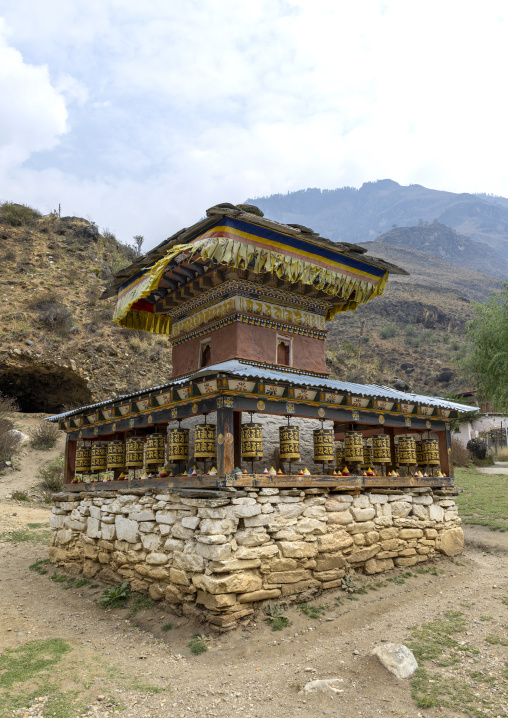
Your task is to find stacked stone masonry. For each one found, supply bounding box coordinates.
[50,487,464,630]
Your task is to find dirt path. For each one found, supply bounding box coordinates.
[1,498,507,718]
[478,462,508,476]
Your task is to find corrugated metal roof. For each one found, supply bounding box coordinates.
[46,360,476,422]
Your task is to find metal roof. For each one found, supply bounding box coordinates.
[46,360,477,422]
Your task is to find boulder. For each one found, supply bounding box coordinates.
[435,527,464,556]
[371,643,418,679]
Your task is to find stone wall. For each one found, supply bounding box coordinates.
[49,486,464,630]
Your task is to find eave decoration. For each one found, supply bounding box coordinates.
[113,217,389,335]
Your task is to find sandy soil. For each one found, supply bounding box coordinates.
[1,417,507,717]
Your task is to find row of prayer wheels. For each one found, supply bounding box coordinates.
[75,424,442,474]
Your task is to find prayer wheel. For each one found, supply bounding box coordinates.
[279,425,300,461]
[91,443,107,473]
[423,438,440,466]
[313,428,334,463]
[372,434,391,463]
[335,442,345,468]
[107,440,125,470]
[394,442,400,467]
[345,431,363,463]
[167,428,189,463]
[195,424,216,459]
[75,444,91,473]
[241,423,263,460]
[126,437,144,468]
[145,433,166,466]
[416,440,425,466]
[362,440,373,468]
[398,435,417,465]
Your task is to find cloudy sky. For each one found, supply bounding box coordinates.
[1,0,508,249]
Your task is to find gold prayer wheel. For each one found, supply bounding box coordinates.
[362,440,373,468]
[126,437,144,468]
[345,431,363,463]
[423,438,440,466]
[373,434,391,463]
[195,424,216,459]
[167,428,189,463]
[145,433,166,466]
[76,444,91,473]
[107,440,125,470]
[335,442,345,468]
[279,425,300,461]
[313,428,334,463]
[416,440,425,466]
[91,443,107,473]
[398,435,417,465]
[241,423,263,459]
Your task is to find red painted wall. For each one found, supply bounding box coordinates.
[171,321,327,377]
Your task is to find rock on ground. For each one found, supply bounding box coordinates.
[370,643,418,679]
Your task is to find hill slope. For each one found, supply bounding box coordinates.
[0,206,173,413]
[248,180,508,259]
[363,222,508,279]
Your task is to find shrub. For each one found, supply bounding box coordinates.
[188,633,207,655]
[0,202,41,227]
[37,455,64,498]
[30,293,74,336]
[380,325,397,339]
[11,490,29,501]
[29,421,61,450]
[0,393,20,462]
[451,437,470,467]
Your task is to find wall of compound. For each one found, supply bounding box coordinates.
[49,487,464,630]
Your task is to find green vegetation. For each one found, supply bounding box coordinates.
[407,611,507,716]
[465,283,508,410]
[29,558,50,575]
[37,454,64,499]
[455,466,508,531]
[126,595,154,618]
[162,622,176,631]
[0,638,78,718]
[1,524,51,544]
[99,581,131,609]
[380,325,397,339]
[0,201,41,227]
[10,490,29,502]
[298,603,327,619]
[29,420,61,450]
[188,633,207,655]
[263,600,291,630]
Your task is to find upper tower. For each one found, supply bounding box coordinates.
[103,203,406,377]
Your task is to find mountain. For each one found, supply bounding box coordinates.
[362,222,508,279]
[247,180,508,259]
[0,204,172,414]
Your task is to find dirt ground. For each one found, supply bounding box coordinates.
[1,417,507,718]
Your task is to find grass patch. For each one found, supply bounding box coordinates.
[29,558,50,575]
[188,633,207,655]
[10,490,29,501]
[162,622,175,632]
[1,526,51,544]
[0,638,78,718]
[455,466,508,531]
[298,603,327,619]
[75,578,90,589]
[407,611,506,717]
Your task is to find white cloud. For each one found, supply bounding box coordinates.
[0,19,67,173]
[1,1,508,247]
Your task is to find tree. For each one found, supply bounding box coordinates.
[132,235,144,257]
[464,284,508,410]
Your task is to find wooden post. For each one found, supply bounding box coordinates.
[233,411,242,469]
[217,404,235,477]
[64,436,77,484]
[439,429,452,477]
[387,427,397,474]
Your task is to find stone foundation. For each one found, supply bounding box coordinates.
[49,486,464,630]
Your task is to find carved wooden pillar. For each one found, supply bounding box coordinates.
[217,401,234,477]
[438,429,451,477]
[233,411,242,469]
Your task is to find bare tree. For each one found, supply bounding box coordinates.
[132,235,144,257]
